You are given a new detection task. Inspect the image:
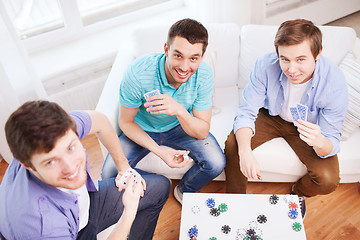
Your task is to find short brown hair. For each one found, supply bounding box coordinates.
[274,19,322,59]
[167,18,208,55]
[5,100,77,167]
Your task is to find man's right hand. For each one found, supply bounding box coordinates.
[157,148,193,168]
[239,150,261,180]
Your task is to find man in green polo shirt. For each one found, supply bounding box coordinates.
[101,18,225,204]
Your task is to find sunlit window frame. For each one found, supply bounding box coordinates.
[1,0,183,53]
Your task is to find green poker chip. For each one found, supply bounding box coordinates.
[218,203,228,213]
[292,222,302,232]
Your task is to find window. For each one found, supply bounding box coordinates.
[1,0,179,50]
[3,0,64,39]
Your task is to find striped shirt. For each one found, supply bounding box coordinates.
[119,53,214,132]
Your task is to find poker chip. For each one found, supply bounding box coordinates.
[221,225,231,234]
[257,214,267,224]
[246,228,256,236]
[289,202,298,210]
[218,203,228,213]
[190,237,197,240]
[269,194,279,205]
[209,207,220,217]
[244,235,261,240]
[208,237,217,240]
[191,205,200,214]
[288,209,299,219]
[188,225,198,238]
[292,222,302,232]
[283,195,297,204]
[206,198,216,208]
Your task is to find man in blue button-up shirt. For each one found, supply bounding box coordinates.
[0,100,170,239]
[224,19,348,218]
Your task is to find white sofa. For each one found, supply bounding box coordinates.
[95,23,360,184]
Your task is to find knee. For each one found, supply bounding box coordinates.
[147,175,171,200]
[312,168,339,194]
[201,151,225,177]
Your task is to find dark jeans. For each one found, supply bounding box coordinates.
[77,169,170,240]
[224,108,340,197]
[102,125,225,193]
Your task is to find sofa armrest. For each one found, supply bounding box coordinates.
[95,47,136,159]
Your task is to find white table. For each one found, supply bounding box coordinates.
[180,193,306,240]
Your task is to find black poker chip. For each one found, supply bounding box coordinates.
[257,214,267,224]
[221,225,231,234]
[269,194,279,205]
[246,228,256,236]
[209,207,220,217]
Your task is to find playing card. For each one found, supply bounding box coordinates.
[116,168,141,188]
[144,89,160,100]
[289,107,300,122]
[296,104,308,121]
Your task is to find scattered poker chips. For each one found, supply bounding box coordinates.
[206,198,228,217]
[236,221,263,240]
[209,207,220,217]
[221,224,231,234]
[257,214,267,224]
[288,209,299,219]
[218,203,228,213]
[188,225,198,238]
[206,198,216,208]
[269,194,279,205]
[292,222,302,232]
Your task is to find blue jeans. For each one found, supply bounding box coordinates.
[102,125,225,193]
[77,170,170,240]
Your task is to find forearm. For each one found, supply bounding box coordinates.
[120,121,162,156]
[235,127,253,155]
[88,111,130,172]
[177,108,210,140]
[313,136,333,157]
[107,208,137,240]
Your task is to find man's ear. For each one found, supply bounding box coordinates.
[315,49,322,61]
[20,162,34,171]
[164,43,169,57]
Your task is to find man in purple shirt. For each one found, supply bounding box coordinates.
[0,100,170,239]
[224,19,348,219]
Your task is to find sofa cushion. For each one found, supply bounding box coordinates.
[339,52,360,140]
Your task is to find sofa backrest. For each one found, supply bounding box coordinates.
[132,23,241,88]
[238,24,357,90]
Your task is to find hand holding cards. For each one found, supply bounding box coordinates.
[115,167,141,189]
[144,89,161,107]
[289,104,308,122]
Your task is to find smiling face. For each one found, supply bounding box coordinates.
[278,39,321,84]
[164,36,204,89]
[24,129,87,190]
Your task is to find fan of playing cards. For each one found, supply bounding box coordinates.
[289,104,308,122]
[115,167,141,189]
